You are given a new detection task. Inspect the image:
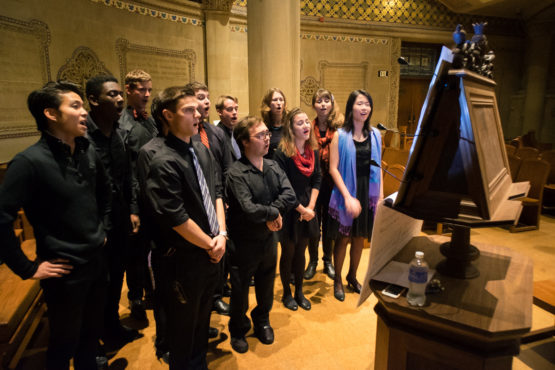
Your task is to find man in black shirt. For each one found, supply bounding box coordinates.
[0,81,111,369]
[85,75,141,344]
[119,69,157,320]
[146,86,226,368]
[186,82,232,316]
[226,116,296,353]
[215,95,240,161]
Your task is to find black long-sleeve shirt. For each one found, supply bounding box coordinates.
[192,121,232,179]
[225,157,296,254]
[146,134,222,252]
[0,134,111,279]
[86,114,138,221]
[119,107,157,214]
[273,148,322,242]
[215,122,240,161]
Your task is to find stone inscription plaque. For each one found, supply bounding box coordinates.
[117,38,196,112]
[0,18,50,139]
[319,61,368,114]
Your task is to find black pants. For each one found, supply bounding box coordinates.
[308,175,334,263]
[151,249,169,354]
[41,252,107,370]
[164,247,220,369]
[103,227,128,329]
[126,230,152,301]
[228,240,277,338]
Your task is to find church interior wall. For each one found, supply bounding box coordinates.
[1,0,550,163]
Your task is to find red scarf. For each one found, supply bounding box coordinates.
[313,119,334,170]
[292,143,315,177]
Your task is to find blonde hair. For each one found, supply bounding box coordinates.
[278,107,318,157]
[312,88,343,131]
[260,87,288,128]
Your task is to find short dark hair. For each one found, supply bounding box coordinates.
[27,81,83,132]
[151,86,195,133]
[85,75,118,100]
[184,81,208,94]
[234,115,264,154]
[343,89,374,135]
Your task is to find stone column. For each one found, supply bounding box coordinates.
[247,0,300,115]
[203,0,234,120]
[521,21,553,136]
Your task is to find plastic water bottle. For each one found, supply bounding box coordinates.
[407,251,428,307]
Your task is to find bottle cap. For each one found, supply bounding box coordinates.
[415,251,424,258]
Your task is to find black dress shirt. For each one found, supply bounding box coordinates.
[119,107,158,213]
[0,134,111,279]
[225,157,296,256]
[146,134,223,252]
[86,114,138,218]
[215,122,240,161]
[192,121,232,179]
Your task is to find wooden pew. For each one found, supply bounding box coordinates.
[0,213,45,369]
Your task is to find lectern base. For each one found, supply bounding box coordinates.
[437,224,480,279]
[374,304,518,370]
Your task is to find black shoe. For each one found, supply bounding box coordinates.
[304,262,317,280]
[230,337,248,353]
[130,299,147,321]
[105,324,142,344]
[295,294,311,311]
[223,284,232,297]
[254,325,274,344]
[208,326,219,338]
[334,281,345,302]
[323,261,336,279]
[213,298,231,316]
[156,349,170,364]
[282,295,298,311]
[95,355,108,370]
[346,275,362,294]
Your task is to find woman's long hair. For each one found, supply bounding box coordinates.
[343,89,373,135]
[312,88,343,131]
[260,87,288,128]
[279,107,318,157]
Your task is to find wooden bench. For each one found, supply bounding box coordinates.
[521,279,555,344]
[0,212,45,369]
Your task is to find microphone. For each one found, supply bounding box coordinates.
[370,159,405,183]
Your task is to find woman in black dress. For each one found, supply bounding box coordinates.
[274,108,321,311]
[261,87,288,159]
[328,90,382,301]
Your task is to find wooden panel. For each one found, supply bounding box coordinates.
[457,70,512,220]
[0,240,39,342]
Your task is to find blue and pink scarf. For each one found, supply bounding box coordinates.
[329,127,381,235]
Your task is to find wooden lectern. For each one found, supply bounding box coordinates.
[367,47,532,369]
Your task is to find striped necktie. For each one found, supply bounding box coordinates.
[231,132,241,159]
[188,147,219,236]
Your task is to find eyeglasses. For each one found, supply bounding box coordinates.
[250,130,272,140]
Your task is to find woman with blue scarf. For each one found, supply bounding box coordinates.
[328,90,382,301]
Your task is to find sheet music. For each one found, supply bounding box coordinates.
[358,193,423,306]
